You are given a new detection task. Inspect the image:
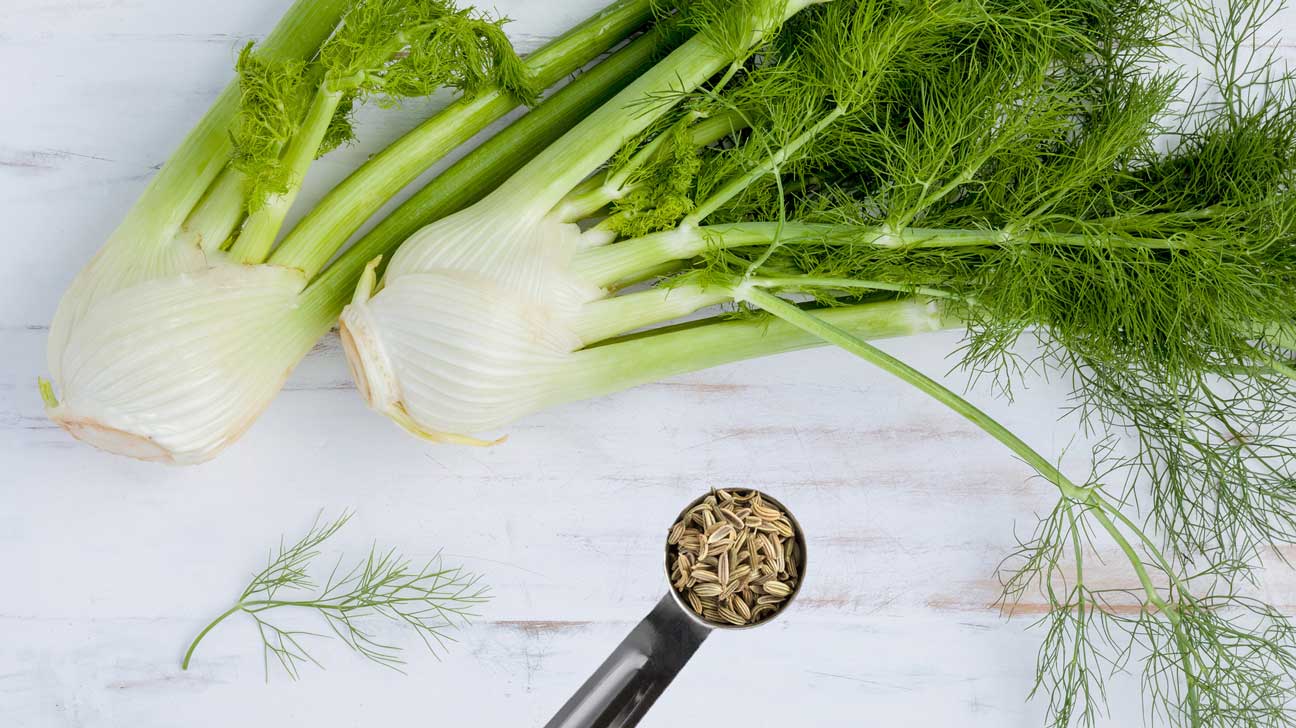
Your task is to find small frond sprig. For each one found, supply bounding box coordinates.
[671,0,795,64]
[181,511,489,679]
[998,489,1141,728]
[608,117,706,237]
[320,0,534,103]
[231,43,312,212]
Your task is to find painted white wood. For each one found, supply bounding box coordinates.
[1,2,1293,726]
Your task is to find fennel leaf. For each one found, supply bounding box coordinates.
[181,512,489,679]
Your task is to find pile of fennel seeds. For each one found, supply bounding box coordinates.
[667,488,803,626]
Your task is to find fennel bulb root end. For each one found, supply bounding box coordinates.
[45,406,178,464]
[339,293,397,416]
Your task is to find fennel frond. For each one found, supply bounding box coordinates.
[181,512,489,679]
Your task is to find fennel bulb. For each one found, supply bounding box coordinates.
[340,211,596,443]
[46,265,315,463]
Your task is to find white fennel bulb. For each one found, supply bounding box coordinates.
[44,263,316,464]
[47,225,214,382]
[340,208,599,444]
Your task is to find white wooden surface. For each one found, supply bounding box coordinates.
[3,2,1295,726]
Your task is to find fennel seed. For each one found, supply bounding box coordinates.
[667,488,803,627]
[694,583,725,598]
[668,521,686,545]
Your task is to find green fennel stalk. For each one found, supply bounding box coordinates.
[42,0,351,362]
[117,0,353,252]
[300,22,672,320]
[221,0,542,265]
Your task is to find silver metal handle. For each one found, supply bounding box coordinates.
[544,593,711,728]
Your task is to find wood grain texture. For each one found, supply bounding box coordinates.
[1,2,1294,726]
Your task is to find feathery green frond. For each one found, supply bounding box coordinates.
[231,43,312,213]
[320,0,536,105]
[181,512,489,678]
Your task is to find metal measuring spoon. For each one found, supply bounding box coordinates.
[544,489,807,728]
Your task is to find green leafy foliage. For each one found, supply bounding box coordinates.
[319,0,535,105]
[669,0,799,61]
[1001,499,1117,728]
[557,0,1296,722]
[637,0,1296,569]
[1111,592,1296,727]
[608,121,703,236]
[231,43,312,213]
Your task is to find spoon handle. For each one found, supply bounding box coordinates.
[544,593,711,728]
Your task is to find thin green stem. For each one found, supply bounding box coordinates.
[1066,502,1086,599]
[1062,503,1093,716]
[571,283,732,344]
[686,110,750,147]
[1094,497,1203,722]
[1089,509,1172,612]
[739,286,1088,498]
[557,177,620,223]
[683,106,845,226]
[182,603,244,670]
[742,163,786,277]
[1093,493,1188,595]
[574,222,793,286]
[573,223,959,288]
[710,61,743,97]
[739,286,1183,572]
[546,297,959,410]
[269,0,661,279]
[739,284,1205,717]
[241,596,468,611]
[575,221,1184,290]
[1088,505,1200,721]
[230,87,345,264]
[748,276,959,300]
[1089,502,1202,722]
